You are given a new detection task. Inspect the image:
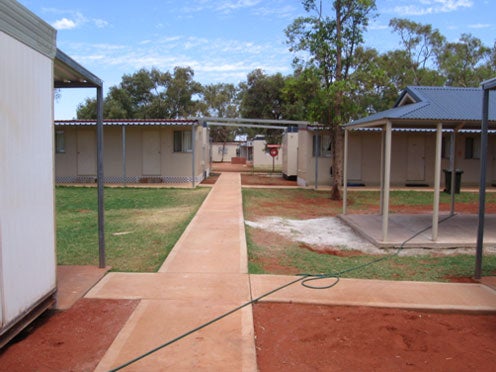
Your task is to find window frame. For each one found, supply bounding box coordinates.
[173,130,193,153]
[465,137,480,159]
[312,133,331,158]
[55,130,65,153]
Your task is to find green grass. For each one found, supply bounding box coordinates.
[287,246,496,281]
[244,189,496,281]
[246,226,496,281]
[348,190,496,207]
[56,186,209,272]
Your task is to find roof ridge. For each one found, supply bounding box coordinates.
[409,85,481,91]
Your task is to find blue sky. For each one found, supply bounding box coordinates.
[18,0,496,119]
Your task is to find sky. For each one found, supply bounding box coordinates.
[18,0,496,119]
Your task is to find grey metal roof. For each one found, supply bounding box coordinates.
[55,119,199,126]
[347,85,496,128]
[0,0,57,59]
[54,49,103,88]
[350,127,496,134]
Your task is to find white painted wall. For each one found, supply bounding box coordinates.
[211,142,239,162]
[253,140,282,168]
[0,31,56,326]
[282,132,298,177]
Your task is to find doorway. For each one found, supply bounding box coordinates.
[77,128,96,175]
[407,135,425,181]
[142,130,161,175]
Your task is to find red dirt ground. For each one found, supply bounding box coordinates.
[202,171,298,187]
[0,299,138,371]
[254,303,496,371]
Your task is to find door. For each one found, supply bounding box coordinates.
[142,130,161,175]
[77,128,96,175]
[493,139,496,183]
[407,136,425,181]
[348,135,362,180]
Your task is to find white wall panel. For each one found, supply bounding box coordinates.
[0,31,56,324]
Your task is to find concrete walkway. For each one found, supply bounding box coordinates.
[86,172,496,371]
[88,172,256,371]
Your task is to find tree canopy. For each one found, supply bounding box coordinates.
[74,0,496,196]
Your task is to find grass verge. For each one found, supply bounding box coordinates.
[56,186,209,272]
[243,189,496,281]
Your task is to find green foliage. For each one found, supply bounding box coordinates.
[237,69,290,143]
[439,33,494,87]
[56,187,209,272]
[389,17,445,85]
[199,83,240,118]
[200,83,241,144]
[77,67,202,119]
[285,0,377,198]
[239,69,287,120]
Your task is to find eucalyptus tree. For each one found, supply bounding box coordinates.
[199,83,240,160]
[76,66,201,119]
[238,69,288,144]
[239,68,287,120]
[438,33,493,87]
[285,0,376,199]
[199,83,239,118]
[388,18,445,86]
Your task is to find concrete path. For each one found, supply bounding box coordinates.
[56,265,109,310]
[86,172,496,371]
[88,173,257,371]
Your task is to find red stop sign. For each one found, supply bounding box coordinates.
[269,148,279,157]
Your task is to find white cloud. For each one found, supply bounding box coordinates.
[393,0,473,16]
[253,5,298,19]
[52,17,77,30]
[178,0,295,18]
[369,21,389,30]
[216,0,262,13]
[62,31,291,86]
[49,10,109,31]
[93,19,109,28]
[469,23,491,29]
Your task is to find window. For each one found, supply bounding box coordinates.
[442,136,451,159]
[55,130,65,153]
[217,146,228,155]
[312,134,331,157]
[465,137,480,159]
[173,130,192,152]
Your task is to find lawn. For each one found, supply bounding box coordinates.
[243,188,496,281]
[56,186,209,272]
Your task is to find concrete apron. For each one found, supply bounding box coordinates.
[88,172,257,371]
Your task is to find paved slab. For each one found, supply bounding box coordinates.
[87,272,250,305]
[88,172,257,371]
[159,172,247,273]
[251,275,496,312]
[340,213,496,248]
[88,272,254,371]
[56,265,109,310]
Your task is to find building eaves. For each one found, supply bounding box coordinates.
[54,49,102,88]
[55,119,199,126]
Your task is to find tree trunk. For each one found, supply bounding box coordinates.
[331,125,344,200]
[330,0,343,201]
